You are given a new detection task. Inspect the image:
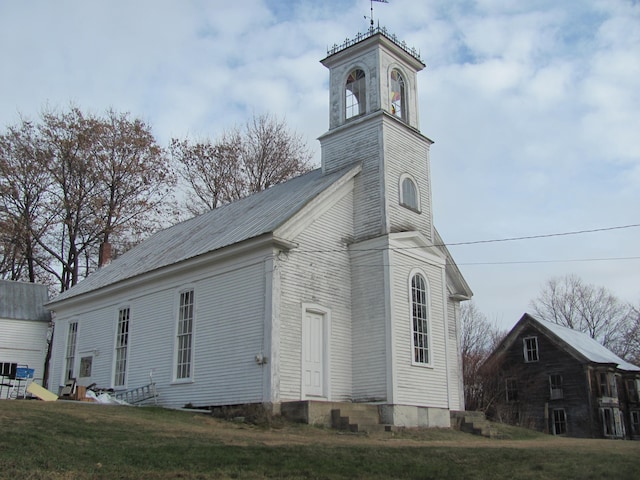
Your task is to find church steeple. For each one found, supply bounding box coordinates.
[321,27,425,132]
[318,27,434,242]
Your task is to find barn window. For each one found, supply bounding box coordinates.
[114,307,130,387]
[552,409,567,435]
[627,379,639,402]
[399,174,420,211]
[390,69,406,120]
[505,378,518,402]
[549,374,563,399]
[599,372,618,398]
[176,289,195,380]
[523,336,539,362]
[411,272,430,365]
[64,321,78,381]
[601,407,624,438]
[345,69,366,119]
[631,411,640,435]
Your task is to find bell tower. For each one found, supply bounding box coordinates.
[319,28,435,243]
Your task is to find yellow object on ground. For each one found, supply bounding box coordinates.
[26,382,59,401]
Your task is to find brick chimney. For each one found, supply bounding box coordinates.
[98,242,112,267]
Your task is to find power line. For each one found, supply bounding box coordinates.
[291,223,640,254]
[454,256,640,266]
[445,223,640,247]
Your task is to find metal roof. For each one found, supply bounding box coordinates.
[0,280,50,322]
[49,166,358,305]
[533,315,640,371]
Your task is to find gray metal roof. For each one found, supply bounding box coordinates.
[0,280,50,322]
[533,315,640,371]
[49,166,358,305]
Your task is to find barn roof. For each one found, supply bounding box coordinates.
[0,280,50,322]
[499,313,640,372]
[49,165,360,305]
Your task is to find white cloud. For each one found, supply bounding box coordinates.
[1,0,638,330]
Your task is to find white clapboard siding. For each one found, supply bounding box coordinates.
[0,317,49,379]
[390,255,450,408]
[446,297,464,411]
[320,119,384,241]
[383,118,432,240]
[350,247,388,401]
[278,190,355,401]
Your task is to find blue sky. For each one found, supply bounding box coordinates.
[1,0,638,329]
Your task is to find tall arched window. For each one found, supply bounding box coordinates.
[345,69,366,119]
[390,69,406,121]
[400,175,420,211]
[411,272,430,365]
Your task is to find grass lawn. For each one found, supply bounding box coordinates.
[1,400,639,479]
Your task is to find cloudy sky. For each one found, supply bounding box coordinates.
[1,0,638,330]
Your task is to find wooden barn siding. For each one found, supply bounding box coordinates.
[350,247,388,401]
[391,255,449,407]
[278,191,355,401]
[0,318,49,380]
[50,250,270,408]
[383,119,432,240]
[320,120,384,241]
[500,324,594,437]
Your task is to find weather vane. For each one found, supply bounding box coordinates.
[367,0,389,28]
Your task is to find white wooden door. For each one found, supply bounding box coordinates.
[303,311,325,398]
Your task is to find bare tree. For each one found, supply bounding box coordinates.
[172,113,313,216]
[460,301,506,411]
[530,274,637,362]
[0,119,53,283]
[0,106,176,292]
[92,109,176,262]
[170,132,243,216]
[239,113,313,192]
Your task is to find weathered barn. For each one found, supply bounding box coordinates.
[486,313,640,439]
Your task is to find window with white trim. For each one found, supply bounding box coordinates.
[176,289,195,380]
[411,272,430,365]
[399,175,420,211]
[523,336,539,362]
[345,69,366,119]
[114,307,130,387]
[65,321,78,381]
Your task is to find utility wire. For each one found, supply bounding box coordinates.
[291,223,640,254]
[445,223,640,247]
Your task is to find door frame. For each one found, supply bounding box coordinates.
[301,303,331,400]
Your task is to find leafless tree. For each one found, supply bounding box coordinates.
[530,274,637,363]
[172,113,313,216]
[460,301,506,411]
[0,106,176,292]
[0,119,53,283]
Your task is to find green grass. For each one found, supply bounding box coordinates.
[1,401,639,479]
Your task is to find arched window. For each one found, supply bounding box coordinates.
[400,174,420,211]
[345,69,366,119]
[390,69,406,120]
[411,272,430,365]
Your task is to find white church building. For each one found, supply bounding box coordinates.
[47,28,472,427]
